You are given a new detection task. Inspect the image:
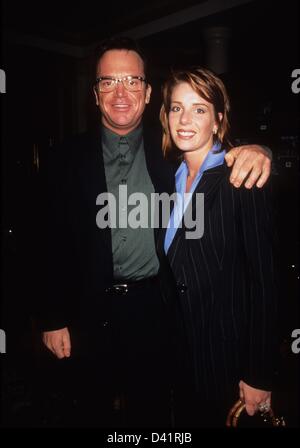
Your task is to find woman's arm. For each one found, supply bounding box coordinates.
[237,180,278,394]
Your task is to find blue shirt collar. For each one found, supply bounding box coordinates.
[175,142,225,196]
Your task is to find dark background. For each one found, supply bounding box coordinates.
[0,0,299,427]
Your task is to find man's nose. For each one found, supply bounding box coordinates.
[114,81,127,96]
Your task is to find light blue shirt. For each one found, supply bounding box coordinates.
[164,143,225,254]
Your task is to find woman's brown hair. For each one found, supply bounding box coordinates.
[160,67,231,160]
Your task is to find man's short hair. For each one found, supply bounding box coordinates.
[95,36,147,76]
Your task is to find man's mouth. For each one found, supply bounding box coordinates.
[112,103,131,110]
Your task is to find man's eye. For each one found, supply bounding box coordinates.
[102,80,113,87]
[128,79,137,86]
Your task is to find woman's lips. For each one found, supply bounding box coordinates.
[177,130,196,139]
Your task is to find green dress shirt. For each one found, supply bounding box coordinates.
[102,125,159,281]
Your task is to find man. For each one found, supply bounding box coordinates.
[39,37,272,427]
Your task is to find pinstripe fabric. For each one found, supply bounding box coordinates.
[157,162,278,406]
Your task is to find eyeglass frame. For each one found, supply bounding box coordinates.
[94,75,147,92]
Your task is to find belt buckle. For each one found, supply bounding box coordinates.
[113,284,128,295]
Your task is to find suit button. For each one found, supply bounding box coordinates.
[177,282,187,293]
[102,321,109,327]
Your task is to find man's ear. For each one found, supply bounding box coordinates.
[94,86,99,106]
[145,84,152,104]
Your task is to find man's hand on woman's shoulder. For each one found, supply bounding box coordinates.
[225,144,271,189]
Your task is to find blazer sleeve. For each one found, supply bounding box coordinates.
[237,180,279,390]
[35,141,76,331]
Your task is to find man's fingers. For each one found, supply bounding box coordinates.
[244,167,262,189]
[63,346,71,357]
[53,344,66,359]
[42,328,71,359]
[256,159,271,188]
[62,333,71,357]
[43,339,64,358]
[228,153,249,185]
[225,147,242,168]
[244,158,271,188]
[226,146,272,188]
[225,152,234,167]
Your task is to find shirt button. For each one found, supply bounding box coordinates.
[102,321,109,327]
[122,236,127,242]
[177,281,187,293]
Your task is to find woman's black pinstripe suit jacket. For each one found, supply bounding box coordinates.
[157,162,278,403]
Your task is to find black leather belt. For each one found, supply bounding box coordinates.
[105,276,158,295]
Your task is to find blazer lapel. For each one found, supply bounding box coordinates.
[77,126,112,255]
[165,162,227,254]
[192,162,228,210]
[143,122,176,195]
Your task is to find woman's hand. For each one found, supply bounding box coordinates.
[239,380,271,416]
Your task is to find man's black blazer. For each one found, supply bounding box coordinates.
[38,123,175,331]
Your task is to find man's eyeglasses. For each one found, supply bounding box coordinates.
[95,76,146,93]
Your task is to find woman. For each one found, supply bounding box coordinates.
[158,68,278,427]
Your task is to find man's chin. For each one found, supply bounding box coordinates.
[102,121,139,135]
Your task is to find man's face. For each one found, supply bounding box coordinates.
[94,49,152,135]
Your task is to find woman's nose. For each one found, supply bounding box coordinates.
[179,110,192,124]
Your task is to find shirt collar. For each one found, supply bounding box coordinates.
[175,142,225,193]
[102,124,143,160]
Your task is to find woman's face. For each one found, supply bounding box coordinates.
[168,82,220,154]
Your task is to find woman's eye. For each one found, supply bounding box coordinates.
[170,106,180,112]
[195,108,205,114]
